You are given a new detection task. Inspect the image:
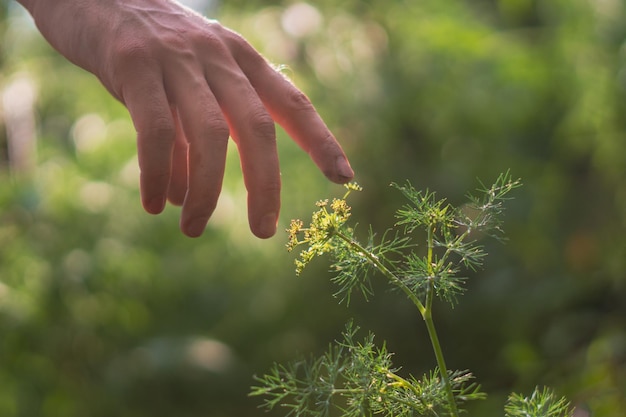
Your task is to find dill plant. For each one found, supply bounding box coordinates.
[251,172,573,417]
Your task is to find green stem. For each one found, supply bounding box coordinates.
[426,225,459,417]
[423,293,459,417]
[332,388,366,395]
[333,231,426,316]
[335,229,459,416]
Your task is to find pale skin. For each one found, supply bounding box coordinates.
[15,0,354,238]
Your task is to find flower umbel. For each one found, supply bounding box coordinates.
[287,184,360,276]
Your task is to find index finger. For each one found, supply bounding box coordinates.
[232,41,354,184]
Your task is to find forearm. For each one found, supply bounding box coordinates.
[15,0,111,73]
[15,0,78,20]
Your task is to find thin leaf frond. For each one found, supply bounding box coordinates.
[505,387,573,417]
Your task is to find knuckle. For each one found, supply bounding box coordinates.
[284,88,315,114]
[204,113,230,140]
[208,22,239,44]
[247,110,276,140]
[218,25,259,59]
[261,179,281,195]
[249,176,281,200]
[205,20,230,38]
[307,132,339,166]
[147,116,177,141]
[110,30,204,69]
[191,31,220,50]
[187,25,231,55]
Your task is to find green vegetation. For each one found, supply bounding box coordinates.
[252,176,570,416]
[1,0,625,416]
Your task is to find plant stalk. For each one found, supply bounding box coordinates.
[426,224,459,417]
[423,298,459,417]
[335,229,459,416]
[333,231,427,316]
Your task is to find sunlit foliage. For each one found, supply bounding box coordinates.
[0,0,624,416]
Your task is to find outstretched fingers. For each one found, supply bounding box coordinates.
[122,59,230,238]
[232,40,354,184]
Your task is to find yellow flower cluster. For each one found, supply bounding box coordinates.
[286,183,361,275]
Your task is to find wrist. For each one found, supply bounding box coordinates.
[17,0,110,74]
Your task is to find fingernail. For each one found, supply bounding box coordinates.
[257,212,278,239]
[184,217,207,238]
[335,157,354,182]
[145,197,166,214]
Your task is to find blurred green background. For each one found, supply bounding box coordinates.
[1,0,625,416]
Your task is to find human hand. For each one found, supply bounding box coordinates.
[17,0,353,238]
